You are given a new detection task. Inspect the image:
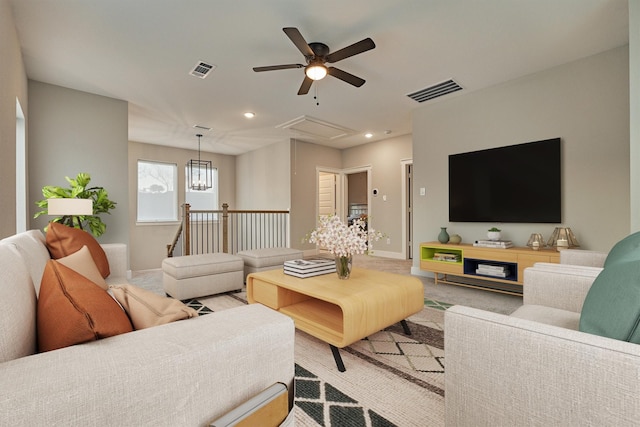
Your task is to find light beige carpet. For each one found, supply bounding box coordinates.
[131,254,522,426]
[199,291,445,427]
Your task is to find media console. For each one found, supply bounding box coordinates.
[419,241,560,295]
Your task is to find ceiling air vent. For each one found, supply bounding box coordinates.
[407,79,463,103]
[189,61,216,79]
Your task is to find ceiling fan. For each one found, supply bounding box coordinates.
[253,27,375,95]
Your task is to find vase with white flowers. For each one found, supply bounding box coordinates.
[306,215,384,280]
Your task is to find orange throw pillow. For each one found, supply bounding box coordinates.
[37,260,132,352]
[46,221,110,278]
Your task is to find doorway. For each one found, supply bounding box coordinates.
[317,167,370,222]
[346,171,368,224]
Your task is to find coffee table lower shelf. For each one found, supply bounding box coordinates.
[246,268,424,372]
[279,300,343,345]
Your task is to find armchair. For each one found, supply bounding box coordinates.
[445,264,640,426]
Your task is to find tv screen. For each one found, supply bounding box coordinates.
[448,138,561,223]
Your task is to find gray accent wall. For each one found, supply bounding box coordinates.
[412,46,630,271]
[27,81,129,247]
[290,139,342,252]
[0,0,28,238]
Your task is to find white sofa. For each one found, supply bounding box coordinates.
[445,253,640,426]
[0,230,295,426]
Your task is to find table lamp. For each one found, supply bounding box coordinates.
[47,198,93,229]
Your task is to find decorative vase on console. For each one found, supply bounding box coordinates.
[438,227,450,243]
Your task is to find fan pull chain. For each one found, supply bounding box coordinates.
[314,85,320,106]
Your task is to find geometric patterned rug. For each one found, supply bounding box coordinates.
[294,363,397,427]
[189,292,447,426]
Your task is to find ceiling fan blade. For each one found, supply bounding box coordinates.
[326,38,375,63]
[283,27,314,57]
[253,64,303,72]
[327,67,366,87]
[297,76,313,95]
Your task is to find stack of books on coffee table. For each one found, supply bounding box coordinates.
[475,263,510,278]
[284,258,336,278]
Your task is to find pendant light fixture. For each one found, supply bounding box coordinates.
[186,133,212,191]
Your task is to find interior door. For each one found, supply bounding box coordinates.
[318,172,337,216]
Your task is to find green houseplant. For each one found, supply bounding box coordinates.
[487,227,502,241]
[34,172,116,237]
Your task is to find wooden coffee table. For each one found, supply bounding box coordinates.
[247,267,424,371]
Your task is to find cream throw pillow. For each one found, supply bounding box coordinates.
[109,284,198,330]
[56,245,108,290]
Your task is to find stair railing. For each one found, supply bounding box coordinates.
[167,203,290,257]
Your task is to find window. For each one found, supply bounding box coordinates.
[185,166,218,211]
[16,99,26,232]
[137,160,178,222]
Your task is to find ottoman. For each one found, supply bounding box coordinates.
[237,247,304,280]
[162,253,244,300]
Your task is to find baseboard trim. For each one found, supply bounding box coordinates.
[367,250,405,260]
[411,266,431,278]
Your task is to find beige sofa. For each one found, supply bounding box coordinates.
[445,252,640,426]
[0,230,295,426]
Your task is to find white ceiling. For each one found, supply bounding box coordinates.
[10,0,629,155]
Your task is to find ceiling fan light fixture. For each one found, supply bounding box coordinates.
[305,64,327,81]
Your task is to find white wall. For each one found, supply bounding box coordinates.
[28,81,129,246]
[412,46,629,270]
[0,0,28,237]
[235,140,290,210]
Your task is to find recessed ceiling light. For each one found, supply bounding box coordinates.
[244,112,255,119]
[365,133,373,138]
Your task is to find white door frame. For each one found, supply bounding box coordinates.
[401,159,413,260]
[316,165,372,221]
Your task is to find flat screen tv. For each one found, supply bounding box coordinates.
[448,138,561,223]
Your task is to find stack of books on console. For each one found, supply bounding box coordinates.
[432,252,459,262]
[473,239,514,249]
[283,258,336,278]
[475,264,510,278]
